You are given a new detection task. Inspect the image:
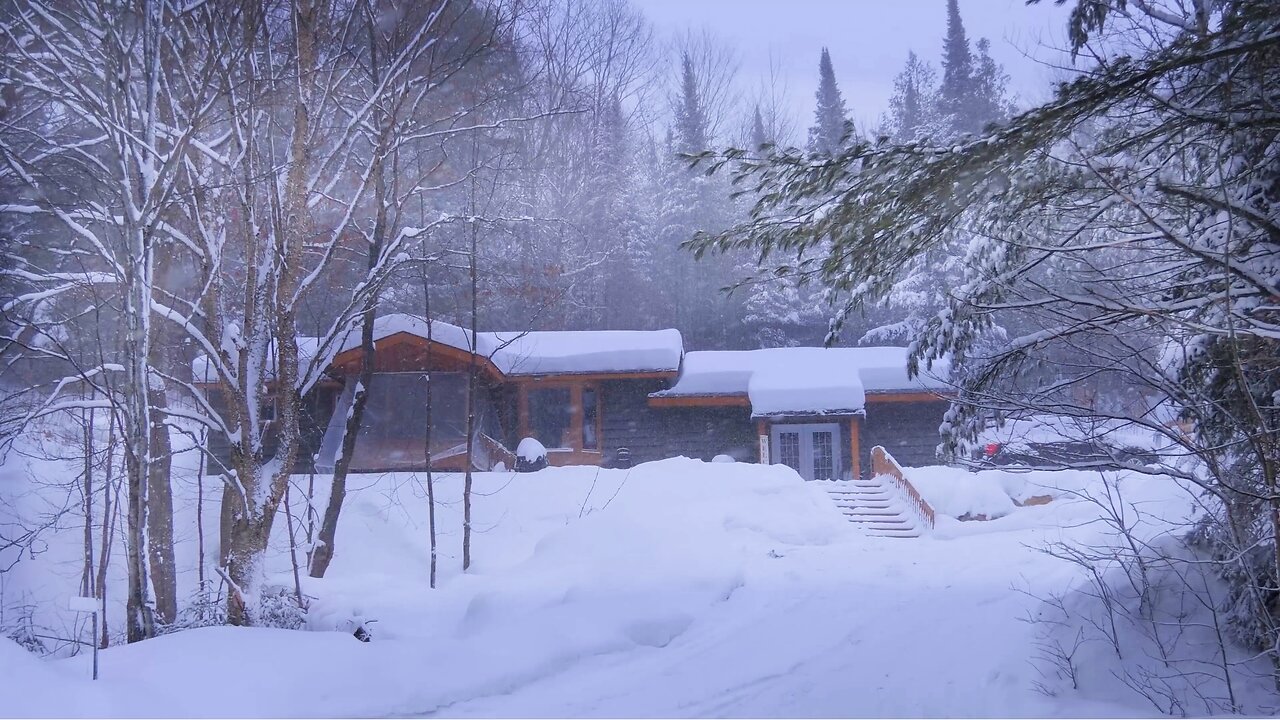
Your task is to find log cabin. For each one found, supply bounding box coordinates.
[196,313,953,481]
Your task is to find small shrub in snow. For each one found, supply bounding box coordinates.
[166,585,227,632]
[712,454,736,463]
[1186,510,1278,658]
[256,588,309,631]
[2,604,47,655]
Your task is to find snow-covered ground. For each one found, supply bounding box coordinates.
[2,447,1274,717]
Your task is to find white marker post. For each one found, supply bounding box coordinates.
[67,596,99,680]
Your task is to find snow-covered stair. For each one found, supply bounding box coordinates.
[823,476,923,538]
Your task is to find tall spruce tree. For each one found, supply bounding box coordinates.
[673,52,709,155]
[939,0,975,134]
[750,105,768,150]
[807,47,850,155]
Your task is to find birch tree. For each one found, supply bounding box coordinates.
[1,0,233,641]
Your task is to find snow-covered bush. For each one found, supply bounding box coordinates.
[1186,490,1279,658]
[165,584,227,633]
[516,437,548,473]
[1029,477,1277,715]
[255,588,309,631]
[2,602,48,655]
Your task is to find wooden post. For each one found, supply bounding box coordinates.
[850,416,862,480]
[516,384,530,439]
[568,384,584,452]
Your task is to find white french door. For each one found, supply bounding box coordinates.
[770,423,841,481]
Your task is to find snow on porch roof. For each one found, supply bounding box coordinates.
[337,313,685,377]
[653,347,951,416]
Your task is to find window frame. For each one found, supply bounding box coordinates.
[517,379,604,463]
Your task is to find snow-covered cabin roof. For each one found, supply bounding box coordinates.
[193,313,684,383]
[488,329,684,376]
[331,313,684,377]
[653,347,951,417]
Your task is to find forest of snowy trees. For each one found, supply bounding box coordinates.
[0,0,1016,641]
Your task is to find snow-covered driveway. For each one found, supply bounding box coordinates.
[434,514,1116,718]
[5,458,1195,717]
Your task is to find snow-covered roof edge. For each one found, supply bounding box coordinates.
[651,347,953,416]
[192,313,685,381]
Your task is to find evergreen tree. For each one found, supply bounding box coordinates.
[806,47,850,155]
[750,105,768,150]
[885,51,940,142]
[939,0,975,134]
[970,38,1013,127]
[673,52,709,155]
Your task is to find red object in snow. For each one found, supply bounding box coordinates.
[984,442,1001,457]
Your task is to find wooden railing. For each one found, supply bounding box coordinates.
[476,433,517,471]
[871,446,936,531]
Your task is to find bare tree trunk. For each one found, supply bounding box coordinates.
[307,325,373,578]
[285,483,304,604]
[421,265,438,588]
[309,85,390,577]
[304,471,316,570]
[96,415,117,649]
[462,144,481,573]
[221,0,317,626]
[146,384,177,625]
[196,426,207,588]
[81,404,95,599]
[145,225,183,627]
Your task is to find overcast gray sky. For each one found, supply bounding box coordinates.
[632,0,1078,137]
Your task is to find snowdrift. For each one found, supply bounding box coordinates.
[5,436,1273,717]
[908,464,1098,521]
[2,458,854,717]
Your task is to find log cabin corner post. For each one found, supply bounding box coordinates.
[850,416,862,480]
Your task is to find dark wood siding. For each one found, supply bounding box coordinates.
[600,380,755,465]
[859,401,950,471]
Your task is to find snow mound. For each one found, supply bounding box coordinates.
[907,468,1017,519]
[0,638,100,717]
[449,459,850,682]
[908,465,1111,520]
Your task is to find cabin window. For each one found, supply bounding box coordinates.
[582,387,599,450]
[527,387,573,450]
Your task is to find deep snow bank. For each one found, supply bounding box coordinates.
[0,638,107,717]
[2,457,852,718]
[908,464,1098,520]
[297,458,850,640]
